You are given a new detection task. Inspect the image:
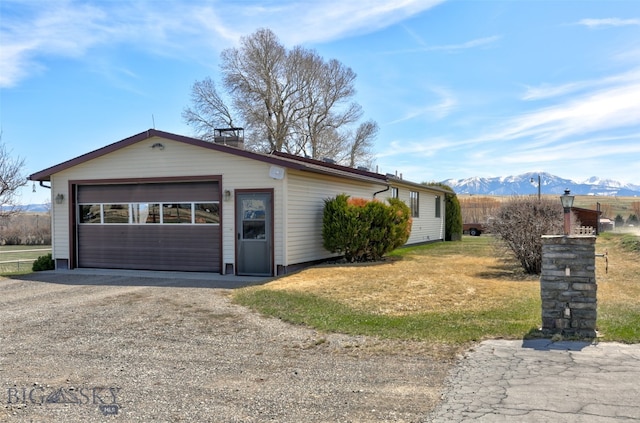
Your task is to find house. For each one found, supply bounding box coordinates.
[28,129,447,276]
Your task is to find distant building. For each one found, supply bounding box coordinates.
[571,207,602,235]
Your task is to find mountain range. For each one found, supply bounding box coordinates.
[9,173,639,212]
[441,172,640,197]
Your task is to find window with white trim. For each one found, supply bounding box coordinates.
[78,202,220,225]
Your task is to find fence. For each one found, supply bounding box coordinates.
[0,248,51,272]
[573,226,595,235]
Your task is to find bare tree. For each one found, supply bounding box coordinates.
[0,132,26,219]
[183,28,377,165]
[631,201,640,218]
[182,78,235,142]
[488,197,566,275]
[343,120,378,168]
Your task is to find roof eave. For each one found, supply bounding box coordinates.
[27,129,386,186]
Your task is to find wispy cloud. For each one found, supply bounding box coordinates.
[425,36,501,52]
[383,35,501,55]
[496,81,640,145]
[577,18,640,28]
[522,68,640,100]
[261,0,446,45]
[387,86,457,124]
[0,1,109,87]
[380,67,640,180]
[0,0,445,88]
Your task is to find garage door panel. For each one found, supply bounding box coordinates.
[78,182,220,203]
[78,225,220,271]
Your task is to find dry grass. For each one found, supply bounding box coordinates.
[237,232,639,343]
[592,232,640,341]
[596,232,640,312]
[267,253,539,316]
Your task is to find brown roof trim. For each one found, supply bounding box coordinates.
[388,178,452,195]
[27,129,385,186]
[271,151,387,181]
[571,207,602,215]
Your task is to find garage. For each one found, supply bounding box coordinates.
[28,129,447,275]
[74,180,221,272]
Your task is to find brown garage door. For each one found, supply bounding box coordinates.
[76,181,221,272]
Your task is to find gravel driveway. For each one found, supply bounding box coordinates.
[1,272,454,422]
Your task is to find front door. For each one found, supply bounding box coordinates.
[236,191,273,276]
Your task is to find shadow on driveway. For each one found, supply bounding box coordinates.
[13,268,273,289]
[522,338,593,351]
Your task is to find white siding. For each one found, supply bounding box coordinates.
[49,136,285,268]
[285,171,386,265]
[389,184,445,244]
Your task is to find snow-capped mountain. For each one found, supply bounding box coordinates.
[441,172,640,196]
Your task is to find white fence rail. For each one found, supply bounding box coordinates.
[0,248,51,271]
[573,226,595,235]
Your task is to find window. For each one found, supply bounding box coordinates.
[241,198,266,239]
[410,191,419,217]
[435,195,441,218]
[132,203,160,224]
[195,203,220,224]
[78,201,219,225]
[390,187,399,199]
[79,204,101,223]
[162,203,192,223]
[103,204,129,223]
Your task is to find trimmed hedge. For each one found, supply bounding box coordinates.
[322,194,412,262]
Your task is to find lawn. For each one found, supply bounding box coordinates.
[0,245,51,274]
[234,233,640,345]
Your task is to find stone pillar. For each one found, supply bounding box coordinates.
[540,235,597,338]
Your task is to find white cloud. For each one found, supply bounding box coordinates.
[0,1,108,87]
[425,36,501,52]
[382,35,501,55]
[267,0,446,45]
[379,67,640,184]
[522,68,640,100]
[0,0,445,87]
[387,86,457,124]
[577,18,640,28]
[499,134,640,165]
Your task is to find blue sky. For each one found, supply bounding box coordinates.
[2,0,639,205]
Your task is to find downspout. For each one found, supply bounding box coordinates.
[39,181,51,189]
[373,185,390,198]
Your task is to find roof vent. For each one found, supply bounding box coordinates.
[214,127,244,149]
[322,157,336,164]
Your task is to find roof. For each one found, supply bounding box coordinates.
[571,207,602,215]
[28,129,449,194]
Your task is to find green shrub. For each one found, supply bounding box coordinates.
[322,194,412,262]
[621,235,640,253]
[32,253,55,271]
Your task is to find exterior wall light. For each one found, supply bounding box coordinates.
[55,193,64,204]
[560,189,574,235]
[224,190,232,201]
